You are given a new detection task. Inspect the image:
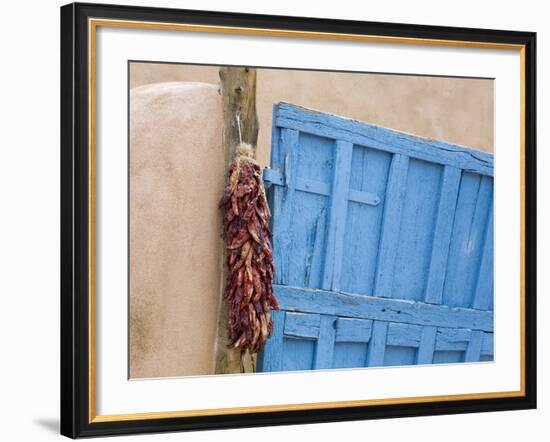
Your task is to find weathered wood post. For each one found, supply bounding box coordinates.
[215,66,259,374]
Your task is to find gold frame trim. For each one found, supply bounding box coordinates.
[88,18,527,424]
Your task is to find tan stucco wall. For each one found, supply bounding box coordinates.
[129,82,224,378]
[129,63,494,378]
[130,63,494,170]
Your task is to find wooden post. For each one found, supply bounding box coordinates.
[215,67,259,374]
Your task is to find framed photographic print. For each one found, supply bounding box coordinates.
[60,2,537,438]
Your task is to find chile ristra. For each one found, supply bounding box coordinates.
[219,143,279,353]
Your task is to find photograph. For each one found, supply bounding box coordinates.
[129,62,494,379]
[1,0,545,440]
[58,3,536,437]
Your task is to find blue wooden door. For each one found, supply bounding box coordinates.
[258,103,494,372]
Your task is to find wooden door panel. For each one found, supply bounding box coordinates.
[258,103,494,372]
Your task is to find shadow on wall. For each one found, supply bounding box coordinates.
[33,418,59,434]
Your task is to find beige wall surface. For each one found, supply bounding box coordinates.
[129,82,224,378]
[129,62,494,379]
[130,62,494,169]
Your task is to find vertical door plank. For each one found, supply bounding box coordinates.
[322,140,353,291]
[366,321,389,367]
[314,315,337,369]
[473,203,494,310]
[465,177,493,306]
[272,128,299,285]
[465,330,483,362]
[417,326,437,364]
[392,160,442,301]
[260,310,286,372]
[443,174,493,307]
[424,166,462,304]
[341,148,392,296]
[374,154,409,297]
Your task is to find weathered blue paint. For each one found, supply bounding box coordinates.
[473,204,494,311]
[464,330,484,362]
[335,318,373,343]
[373,154,409,298]
[424,166,462,304]
[322,140,353,291]
[393,158,442,301]
[417,326,437,364]
[272,286,493,331]
[258,310,285,372]
[263,169,380,206]
[367,321,388,366]
[341,147,391,296]
[314,315,337,369]
[274,102,493,176]
[284,312,320,339]
[259,103,494,372]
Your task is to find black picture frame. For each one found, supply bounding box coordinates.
[61,2,537,438]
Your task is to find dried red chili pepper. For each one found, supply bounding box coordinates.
[219,143,279,353]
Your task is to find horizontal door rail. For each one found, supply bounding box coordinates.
[275,285,493,332]
[263,169,381,206]
[274,102,493,176]
[284,312,375,343]
[280,310,493,355]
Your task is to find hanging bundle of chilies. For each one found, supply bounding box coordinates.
[219,142,279,353]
